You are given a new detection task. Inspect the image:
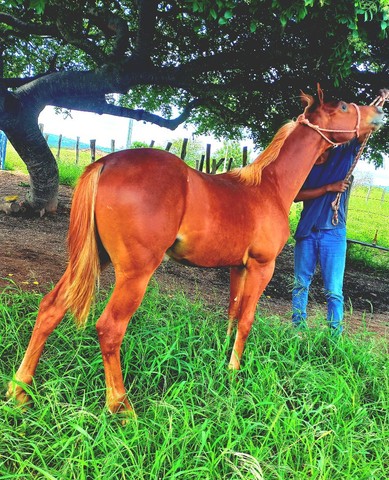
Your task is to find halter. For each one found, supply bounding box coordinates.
[297,102,361,147]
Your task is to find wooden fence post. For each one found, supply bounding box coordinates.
[111,139,115,152]
[165,141,172,151]
[90,139,96,162]
[242,146,248,167]
[199,154,205,172]
[149,140,155,147]
[205,144,211,173]
[180,138,188,160]
[366,185,372,202]
[227,157,234,171]
[215,157,225,173]
[380,188,386,205]
[56,134,62,159]
[75,136,80,164]
[211,157,217,174]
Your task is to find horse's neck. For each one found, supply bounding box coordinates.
[262,125,326,210]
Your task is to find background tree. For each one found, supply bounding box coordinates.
[0,0,388,212]
[213,140,252,169]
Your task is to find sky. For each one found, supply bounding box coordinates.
[38,106,389,187]
[38,106,211,150]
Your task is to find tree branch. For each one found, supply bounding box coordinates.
[52,96,203,130]
[1,73,54,88]
[87,9,130,59]
[0,13,58,36]
[133,0,158,62]
[55,16,109,65]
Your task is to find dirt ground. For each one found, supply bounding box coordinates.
[1,170,388,337]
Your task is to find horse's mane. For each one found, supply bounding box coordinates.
[229,119,298,186]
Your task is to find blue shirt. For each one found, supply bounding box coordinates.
[294,139,360,239]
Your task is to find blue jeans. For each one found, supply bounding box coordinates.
[292,228,347,333]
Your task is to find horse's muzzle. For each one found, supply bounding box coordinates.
[372,107,386,128]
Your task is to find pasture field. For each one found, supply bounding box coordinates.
[289,186,389,248]
[1,284,387,479]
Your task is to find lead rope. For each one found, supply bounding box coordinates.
[331,94,387,226]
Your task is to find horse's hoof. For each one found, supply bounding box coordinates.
[6,382,32,409]
[108,398,137,424]
[119,409,137,426]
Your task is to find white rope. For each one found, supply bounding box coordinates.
[297,103,361,147]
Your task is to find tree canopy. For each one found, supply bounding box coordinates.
[0,0,388,211]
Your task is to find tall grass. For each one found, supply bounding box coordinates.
[1,283,387,479]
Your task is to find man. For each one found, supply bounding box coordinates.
[291,137,362,335]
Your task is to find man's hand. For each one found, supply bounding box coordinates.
[327,180,350,193]
[378,89,389,101]
[295,180,351,202]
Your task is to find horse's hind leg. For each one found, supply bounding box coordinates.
[7,274,68,406]
[227,266,247,336]
[95,267,157,416]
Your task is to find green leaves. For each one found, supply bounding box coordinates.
[29,0,46,14]
[187,0,236,25]
[3,0,46,13]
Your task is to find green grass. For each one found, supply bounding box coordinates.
[347,186,389,248]
[5,144,102,188]
[1,283,387,479]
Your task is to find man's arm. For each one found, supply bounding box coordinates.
[294,180,350,202]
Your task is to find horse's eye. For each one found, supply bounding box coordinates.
[340,103,348,112]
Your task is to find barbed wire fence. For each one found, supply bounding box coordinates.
[346,176,389,252]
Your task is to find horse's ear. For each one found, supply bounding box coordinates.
[317,83,324,105]
[300,91,314,109]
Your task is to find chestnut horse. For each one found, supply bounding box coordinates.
[7,88,385,416]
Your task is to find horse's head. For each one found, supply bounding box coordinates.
[299,85,385,146]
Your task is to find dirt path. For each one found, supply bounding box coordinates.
[1,170,388,337]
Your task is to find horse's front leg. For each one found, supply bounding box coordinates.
[229,259,275,370]
[7,275,68,406]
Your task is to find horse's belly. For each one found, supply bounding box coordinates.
[166,233,247,268]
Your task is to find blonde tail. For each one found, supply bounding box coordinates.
[65,161,105,327]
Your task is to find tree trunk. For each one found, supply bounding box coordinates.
[0,90,59,213]
[6,120,59,212]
